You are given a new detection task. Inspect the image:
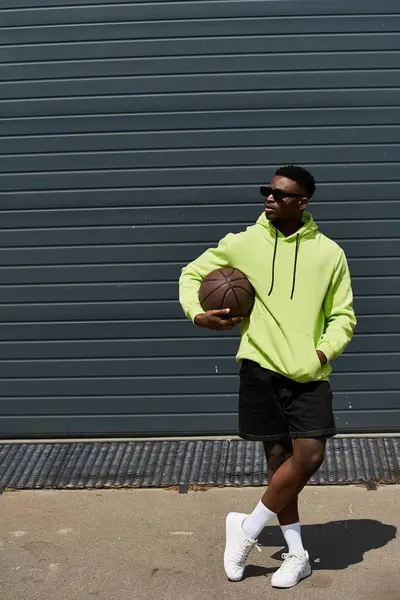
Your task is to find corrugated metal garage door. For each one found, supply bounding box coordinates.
[0,0,399,437]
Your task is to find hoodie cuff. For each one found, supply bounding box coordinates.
[187,303,205,324]
[316,341,334,363]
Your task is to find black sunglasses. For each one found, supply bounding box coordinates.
[260,186,305,201]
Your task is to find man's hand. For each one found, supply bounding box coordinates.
[194,309,243,331]
[316,350,328,365]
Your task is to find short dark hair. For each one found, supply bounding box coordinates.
[275,165,316,198]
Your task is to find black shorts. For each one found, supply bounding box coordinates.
[238,360,336,441]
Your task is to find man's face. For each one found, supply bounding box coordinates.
[263,176,308,223]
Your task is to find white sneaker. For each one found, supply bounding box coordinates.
[271,551,312,588]
[224,512,258,581]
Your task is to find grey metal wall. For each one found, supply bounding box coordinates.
[0,0,399,437]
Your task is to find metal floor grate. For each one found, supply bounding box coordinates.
[0,438,398,491]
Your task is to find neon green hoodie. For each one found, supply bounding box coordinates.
[179,212,356,383]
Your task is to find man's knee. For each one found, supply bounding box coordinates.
[297,451,324,473]
[293,439,326,474]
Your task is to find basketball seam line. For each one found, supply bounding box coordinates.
[200,268,232,305]
[200,281,227,306]
[220,268,239,315]
[231,285,241,315]
[231,285,254,298]
[220,285,232,312]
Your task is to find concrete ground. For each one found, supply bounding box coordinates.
[0,486,398,600]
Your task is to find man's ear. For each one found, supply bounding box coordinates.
[298,197,309,211]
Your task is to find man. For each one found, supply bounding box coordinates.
[179,165,356,589]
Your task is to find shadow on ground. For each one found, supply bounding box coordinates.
[244,519,396,578]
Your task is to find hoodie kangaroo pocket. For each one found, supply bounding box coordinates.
[308,343,323,379]
[287,330,322,382]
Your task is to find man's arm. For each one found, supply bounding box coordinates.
[316,250,357,363]
[179,233,238,325]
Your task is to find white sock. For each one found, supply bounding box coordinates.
[281,522,305,554]
[242,500,276,540]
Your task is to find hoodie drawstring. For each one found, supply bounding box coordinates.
[290,234,300,300]
[268,230,278,296]
[268,232,300,300]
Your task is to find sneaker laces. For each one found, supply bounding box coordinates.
[232,539,261,563]
[280,553,304,572]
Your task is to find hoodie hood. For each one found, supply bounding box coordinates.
[256,211,319,241]
[256,212,319,299]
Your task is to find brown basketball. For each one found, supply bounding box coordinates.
[199,268,255,318]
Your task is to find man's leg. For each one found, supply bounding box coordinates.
[242,437,325,550]
[261,437,326,514]
[231,436,305,562]
[263,438,299,527]
[256,437,326,588]
[262,438,305,557]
